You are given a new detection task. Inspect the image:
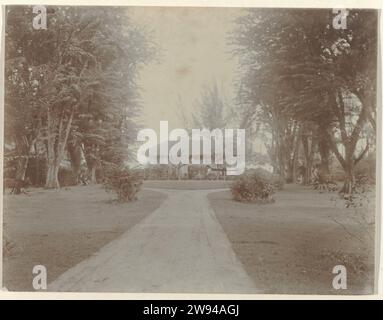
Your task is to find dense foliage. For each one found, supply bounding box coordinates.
[102,165,143,202]
[4,6,155,189]
[231,172,275,203]
[231,9,377,195]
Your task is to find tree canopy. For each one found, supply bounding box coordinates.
[4,6,156,188]
[231,9,377,193]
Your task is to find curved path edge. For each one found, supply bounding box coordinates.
[49,188,257,293]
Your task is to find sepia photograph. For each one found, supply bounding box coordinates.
[1,5,379,295]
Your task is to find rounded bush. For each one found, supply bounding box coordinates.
[103,166,143,202]
[231,173,275,203]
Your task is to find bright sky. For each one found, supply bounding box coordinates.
[129,7,244,139]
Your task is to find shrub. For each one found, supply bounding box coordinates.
[311,171,338,192]
[344,174,375,209]
[103,165,143,202]
[231,172,275,203]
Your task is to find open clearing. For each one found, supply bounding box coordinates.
[3,181,375,294]
[208,184,375,294]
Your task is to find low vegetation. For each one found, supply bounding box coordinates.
[231,172,275,203]
[102,166,143,202]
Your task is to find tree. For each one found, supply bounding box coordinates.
[192,82,229,130]
[4,6,156,188]
[4,7,47,181]
[231,9,377,192]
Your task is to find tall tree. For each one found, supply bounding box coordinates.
[192,82,229,130]
[4,6,156,188]
[231,9,377,192]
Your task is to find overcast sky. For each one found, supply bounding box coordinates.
[129,7,243,139]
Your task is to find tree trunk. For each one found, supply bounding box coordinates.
[16,156,29,180]
[286,143,299,183]
[273,122,286,188]
[292,132,301,183]
[15,134,31,180]
[286,161,294,183]
[45,105,75,189]
[276,147,286,188]
[318,134,330,177]
[328,89,369,196]
[45,161,60,188]
[68,142,82,182]
[340,162,355,197]
[90,166,97,183]
[302,135,310,185]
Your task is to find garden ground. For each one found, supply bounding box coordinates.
[209,184,375,294]
[2,181,375,294]
[3,185,167,291]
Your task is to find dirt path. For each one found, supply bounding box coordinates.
[49,188,257,293]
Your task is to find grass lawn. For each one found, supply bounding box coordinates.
[2,180,375,294]
[208,184,375,294]
[3,185,167,291]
